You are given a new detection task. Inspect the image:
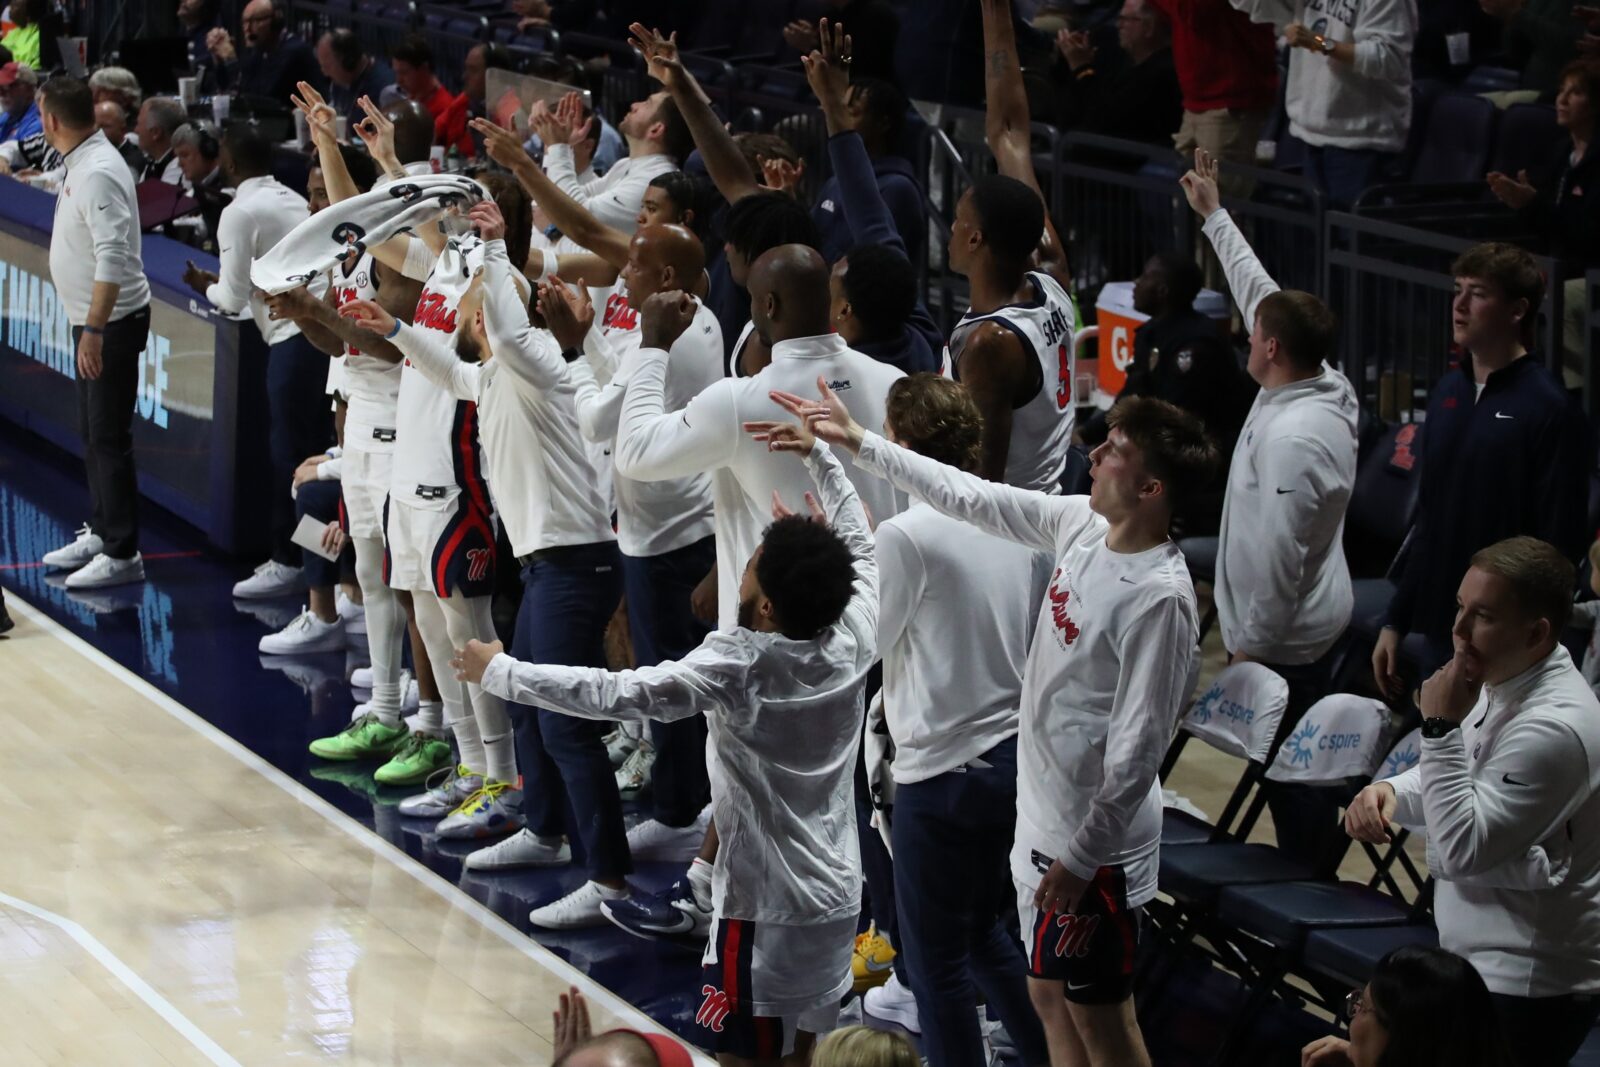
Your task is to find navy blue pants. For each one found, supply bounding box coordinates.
[512,542,630,880]
[293,479,353,588]
[622,536,715,827]
[892,736,1050,1067]
[266,334,333,565]
[1305,146,1393,211]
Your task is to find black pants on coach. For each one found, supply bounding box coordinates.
[74,308,150,561]
[266,334,335,565]
[1491,991,1600,1067]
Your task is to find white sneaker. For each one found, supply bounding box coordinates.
[398,763,483,817]
[259,607,346,655]
[615,739,656,797]
[864,973,921,1033]
[464,828,572,871]
[351,666,374,690]
[337,591,366,635]
[63,552,144,589]
[604,726,638,768]
[42,524,103,570]
[233,560,304,599]
[626,805,710,863]
[529,880,627,929]
[350,673,419,721]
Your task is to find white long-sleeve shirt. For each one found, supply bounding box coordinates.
[543,143,677,235]
[206,174,309,344]
[854,433,1197,906]
[1231,0,1416,152]
[1206,210,1357,664]
[566,296,722,558]
[616,332,905,628]
[49,129,150,325]
[876,501,1042,783]
[1388,645,1600,996]
[390,239,614,557]
[481,441,873,925]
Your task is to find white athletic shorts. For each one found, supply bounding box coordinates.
[341,446,392,540]
[695,912,852,1057]
[382,492,496,598]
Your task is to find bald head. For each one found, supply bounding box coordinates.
[553,1031,659,1067]
[623,223,706,308]
[749,244,832,346]
[387,98,434,165]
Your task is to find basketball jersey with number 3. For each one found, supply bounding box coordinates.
[944,271,1080,493]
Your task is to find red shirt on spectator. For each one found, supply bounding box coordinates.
[436,91,474,156]
[1146,0,1278,112]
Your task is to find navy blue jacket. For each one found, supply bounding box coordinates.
[812,151,925,268]
[1385,352,1590,641]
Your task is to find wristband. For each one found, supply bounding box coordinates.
[82,324,104,336]
[385,318,402,339]
[533,252,557,284]
[1420,717,1461,740]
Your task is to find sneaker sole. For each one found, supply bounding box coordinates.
[599,903,701,943]
[863,1000,921,1033]
[260,639,347,655]
[65,571,145,590]
[434,818,524,841]
[308,747,401,761]
[464,850,571,872]
[529,910,609,930]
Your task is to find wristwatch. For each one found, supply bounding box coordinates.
[1314,33,1335,54]
[1421,717,1461,739]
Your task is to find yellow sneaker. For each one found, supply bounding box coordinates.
[852,924,896,993]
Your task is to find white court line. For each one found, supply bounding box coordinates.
[0,890,243,1067]
[6,595,716,1066]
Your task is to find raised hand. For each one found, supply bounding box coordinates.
[207,27,235,62]
[528,99,569,151]
[782,18,819,54]
[291,80,338,144]
[768,488,826,521]
[1178,147,1222,219]
[761,156,805,197]
[802,17,853,117]
[1055,27,1095,70]
[550,987,592,1061]
[354,95,398,167]
[745,413,818,456]
[628,22,684,87]
[469,199,507,242]
[555,91,593,147]
[768,376,865,454]
[536,277,595,351]
[338,298,397,337]
[471,117,534,171]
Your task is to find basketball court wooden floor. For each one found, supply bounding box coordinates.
[0,597,711,1065]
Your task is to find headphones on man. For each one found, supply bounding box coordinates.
[189,118,221,160]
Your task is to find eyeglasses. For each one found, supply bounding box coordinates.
[1344,989,1379,1023]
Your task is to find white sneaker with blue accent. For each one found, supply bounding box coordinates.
[433,779,521,839]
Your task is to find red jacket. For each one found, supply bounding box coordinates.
[1147,0,1278,113]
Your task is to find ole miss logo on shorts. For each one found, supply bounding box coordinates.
[697,985,733,1032]
[465,547,492,583]
[1050,913,1102,959]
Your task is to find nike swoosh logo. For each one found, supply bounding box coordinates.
[1067,980,1097,991]
[860,957,894,973]
[1495,412,1514,419]
[1502,773,1529,786]
[96,202,110,211]
[1276,488,1295,494]
[1119,576,1135,584]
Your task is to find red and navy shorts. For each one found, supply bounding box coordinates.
[1023,862,1144,1004]
[695,917,788,1060]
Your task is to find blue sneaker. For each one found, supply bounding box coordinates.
[600,879,711,942]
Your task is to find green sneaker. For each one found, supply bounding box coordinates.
[309,712,408,761]
[374,731,454,786]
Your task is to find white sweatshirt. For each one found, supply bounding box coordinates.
[207,175,310,344]
[49,129,150,325]
[855,433,1198,907]
[616,332,905,628]
[876,501,1042,783]
[1206,210,1357,664]
[1389,646,1600,997]
[543,143,678,235]
[1231,0,1416,152]
[390,239,615,556]
[481,442,872,926]
[566,298,723,558]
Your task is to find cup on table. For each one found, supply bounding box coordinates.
[335,116,348,142]
[178,76,199,108]
[293,109,309,148]
[429,145,445,173]
[211,95,231,125]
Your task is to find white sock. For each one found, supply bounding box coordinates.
[370,683,402,727]
[416,698,445,735]
[689,857,714,910]
[354,535,405,720]
[446,687,487,774]
[483,728,517,784]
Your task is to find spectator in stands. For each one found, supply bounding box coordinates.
[173,120,225,197]
[1230,0,1415,209]
[782,0,901,84]
[1373,244,1589,691]
[2,0,39,70]
[1049,0,1182,144]
[1148,0,1276,186]
[1351,536,1600,1067]
[389,35,457,149]
[1184,148,1358,867]
[508,0,595,34]
[1479,0,1580,99]
[1082,250,1251,533]
[1487,59,1600,382]
[88,67,142,123]
[94,101,147,179]
[808,77,922,266]
[0,62,55,178]
[1301,945,1513,1067]
[177,0,223,81]
[207,0,323,105]
[316,29,394,133]
[439,42,516,159]
[135,96,186,185]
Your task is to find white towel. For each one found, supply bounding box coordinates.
[251,174,485,295]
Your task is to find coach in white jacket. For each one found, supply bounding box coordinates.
[1348,536,1600,1066]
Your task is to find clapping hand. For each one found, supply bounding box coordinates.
[537,277,595,351]
[555,91,594,147]
[761,156,805,197]
[1179,147,1222,219]
[1055,27,1095,70]
[1486,169,1537,209]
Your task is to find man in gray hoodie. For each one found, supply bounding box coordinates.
[1182,148,1360,862]
[1231,0,1417,207]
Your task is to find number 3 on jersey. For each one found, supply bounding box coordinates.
[1055,343,1072,411]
